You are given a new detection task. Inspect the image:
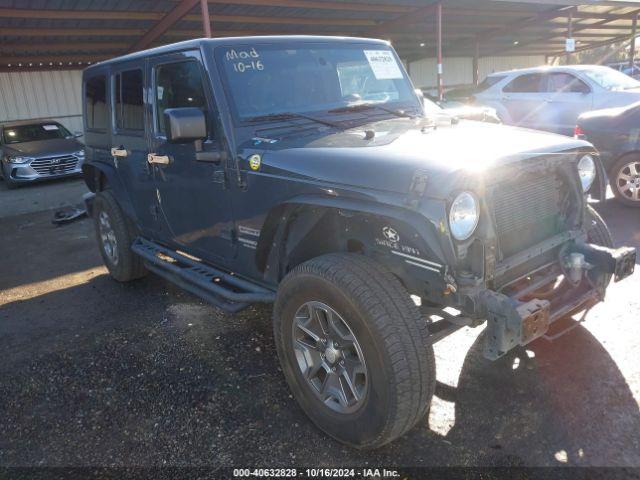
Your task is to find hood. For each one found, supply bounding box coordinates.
[2,137,83,157]
[246,118,588,197]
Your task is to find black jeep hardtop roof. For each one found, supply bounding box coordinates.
[84,36,389,73]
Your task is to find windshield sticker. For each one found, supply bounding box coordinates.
[42,124,59,131]
[364,50,403,80]
[225,48,264,74]
[157,86,164,100]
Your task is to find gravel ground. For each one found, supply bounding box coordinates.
[0,181,639,468]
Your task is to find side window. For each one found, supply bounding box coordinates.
[503,73,545,93]
[115,69,144,131]
[155,61,207,135]
[546,72,590,93]
[85,75,108,130]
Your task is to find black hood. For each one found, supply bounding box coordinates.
[2,137,83,157]
[243,118,590,198]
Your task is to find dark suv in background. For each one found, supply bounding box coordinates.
[81,36,635,449]
[0,120,84,189]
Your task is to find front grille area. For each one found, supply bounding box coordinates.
[491,173,563,259]
[30,155,79,176]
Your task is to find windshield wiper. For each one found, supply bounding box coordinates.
[328,103,418,119]
[245,112,345,129]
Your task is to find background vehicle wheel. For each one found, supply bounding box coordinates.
[273,253,435,449]
[93,190,147,282]
[609,154,640,207]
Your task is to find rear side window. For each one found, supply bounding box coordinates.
[85,75,108,130]
[155,61,207,134]
[115,69,144,131]
[503,73,546,93]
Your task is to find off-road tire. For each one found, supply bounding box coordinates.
[585,204,614,288]
[93,190,147,282]
[586,204,613,248]
[609,154,640,207]
[273,253,435,449]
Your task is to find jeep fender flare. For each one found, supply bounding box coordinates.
[256,194,448,284]
[82,162,137,222]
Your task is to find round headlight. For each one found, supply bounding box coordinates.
[449,191,479,241]
[578,154,596,192]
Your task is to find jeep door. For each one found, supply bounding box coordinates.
[109,62,159,236]
[147,51,234,264]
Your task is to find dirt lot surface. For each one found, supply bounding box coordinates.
[1,179,639,468]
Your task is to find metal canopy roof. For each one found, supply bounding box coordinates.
[1,0,640,70]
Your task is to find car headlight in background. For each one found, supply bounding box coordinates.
[449,191,479,241]
[577,154,596,192]
[5,156,34,164]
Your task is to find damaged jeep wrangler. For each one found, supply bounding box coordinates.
[81,37,636,449]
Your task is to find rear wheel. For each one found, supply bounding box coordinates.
[93,190,147,282]
[273,253,435,449]
[609,155,640,207]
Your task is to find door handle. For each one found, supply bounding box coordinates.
[111,147,128,158]
[147,153,171,165]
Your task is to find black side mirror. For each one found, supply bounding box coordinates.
[164,107,207,143]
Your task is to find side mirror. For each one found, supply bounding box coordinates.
[73,131,83,138]
[414,88,425,105]
[164,107,207,143]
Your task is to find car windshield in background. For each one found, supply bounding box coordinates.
[2,123,71,144]
[215,44,420,122]
[583,67,640,91]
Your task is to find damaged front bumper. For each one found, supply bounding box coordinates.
[480,241,636,360]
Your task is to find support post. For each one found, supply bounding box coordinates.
[566,8,573,65]
[436,2,443,101]
[473,38,480,87]
[200,0,212,38]
[630,15,637,69]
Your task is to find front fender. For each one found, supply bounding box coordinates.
[82,161,136,222]
[257,194,451,300]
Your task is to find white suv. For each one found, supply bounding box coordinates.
[474,65,640,136]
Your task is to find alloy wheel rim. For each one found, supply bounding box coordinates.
[616,161,640,202]
[98,210,119,265]
[291,301,368,414]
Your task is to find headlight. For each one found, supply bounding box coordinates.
[6,156,33,164]
[577,154,596,192]
[449,191,479,241]
[74,150,85,158]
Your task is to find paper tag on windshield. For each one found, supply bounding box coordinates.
[42,124,59,131]
[364,50,403,80]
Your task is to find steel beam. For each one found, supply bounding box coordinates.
[200,0,212,37]
[128,0,200,53]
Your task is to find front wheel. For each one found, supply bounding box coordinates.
[273,254,435,449]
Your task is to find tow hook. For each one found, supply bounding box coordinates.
[563,252,592,285]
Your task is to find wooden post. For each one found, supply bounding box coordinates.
[200,0,212,38]
[473,38,480,87]
[436,2,443,100]
[630,15,637,68]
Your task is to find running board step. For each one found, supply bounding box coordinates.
[131,238,275,313]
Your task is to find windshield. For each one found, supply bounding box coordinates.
[215,43,421,122]
[2,123,71,144]
[582,67,640,91]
